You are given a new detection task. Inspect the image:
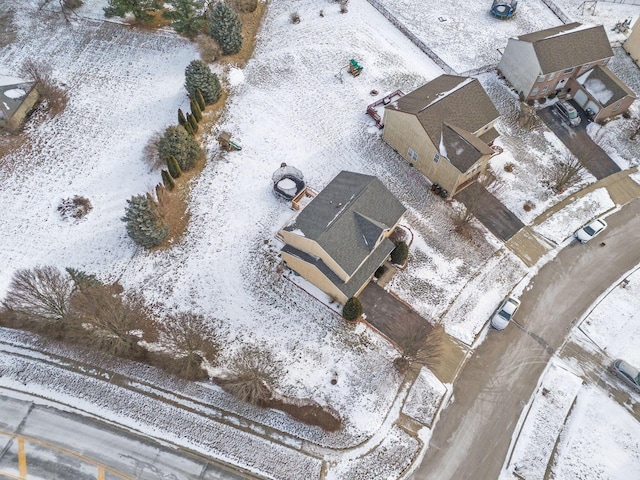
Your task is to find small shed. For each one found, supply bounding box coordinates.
[0,77,39,131]
[272,163,306,201]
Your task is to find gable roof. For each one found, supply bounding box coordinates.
[387,75,499,171]
[284,171,406,276]
[577,65,636,106]
[517,23,613,73]
[0,77,36,123]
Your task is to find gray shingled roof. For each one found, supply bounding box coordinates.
[387,76,499,165]
[282,238,395,299]
[578,65,636,106]
[518,23,613,74]
[441,123,494,172]
[285,171,406,276]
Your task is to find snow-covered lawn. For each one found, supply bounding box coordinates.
[534,187,616,244]
[379,0,562,73]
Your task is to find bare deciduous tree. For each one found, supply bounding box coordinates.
[517,101,538,130]
[395,323,445,374]
[158,312,220,380]
[546,154,586,194]
[218,346,279,406]
[19,59,68,117]
[2,266,74,331]
[70,286,149,359]
[452,171,503,237]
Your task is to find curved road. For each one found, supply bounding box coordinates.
[414,199,640,480]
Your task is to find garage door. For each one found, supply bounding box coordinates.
[574,89,588,107]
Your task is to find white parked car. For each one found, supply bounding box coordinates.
[574,218,607,244]
[491,296,521,331]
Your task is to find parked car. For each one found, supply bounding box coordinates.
[490,296,521,330]
[574,218,607,244]
[609,359,640,392]
[554,100,581,127]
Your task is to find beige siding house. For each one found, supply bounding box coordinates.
[0,77,39,131]
[279,171,406,305]
[624,18,640,68]
[382,75,500,197]
[499,23,636,121]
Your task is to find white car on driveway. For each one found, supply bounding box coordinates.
[491,296,521,330]
[574,218,607,244]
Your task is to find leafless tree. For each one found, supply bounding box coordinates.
[546,154,586,194]
[452,171,503,237]
[630,117,640,141]
[2,266,74,332]
[517,102,538,130]
[70,286,149,359]
[395,323,444,374]
[19,59,69,117]
[0,8,17,48]
[218,346,280,406]
[157,312,220,380]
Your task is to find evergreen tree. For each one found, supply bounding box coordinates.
[163,0,205,38]
[157,125,202,171]
[184,60,222,105]
[167,155,182,179]
[178,108,187,127]
[208,2,243,56]
[187,112,199,133]
[391,241,409,265]
[195,88,206,111]
[103,0,160,23]
[122,193,169,248]
[161,169,175,190]
[342,297,363,321]
[183,120,195,136]
[190,99,202,122]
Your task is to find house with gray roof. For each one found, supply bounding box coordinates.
[381,75,500,198]
[624,18,640,68]
[279,171,406,305]
[499,23,635,120]
[0,76,39,131]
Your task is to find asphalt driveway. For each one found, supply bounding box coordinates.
[358,282,432,345]
[455,182,525,241]
[538,102,621,180]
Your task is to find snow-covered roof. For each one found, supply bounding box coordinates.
[577,65,636,107]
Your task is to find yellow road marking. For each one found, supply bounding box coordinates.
[0,430,132,480]
[17,437,26,479]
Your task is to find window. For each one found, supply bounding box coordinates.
[531,86,539,96]
[537,75,545,83]
[583,63,590,70]
[433,153,440,163]
[548,72,556,81]
[564,67,574,74]
[541,86,548,95]
[407,147,419,162]
[613,101,622,112]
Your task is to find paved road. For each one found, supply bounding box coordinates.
[0,392,249,480]
[413,199,640,480]
[538,103,621,180]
